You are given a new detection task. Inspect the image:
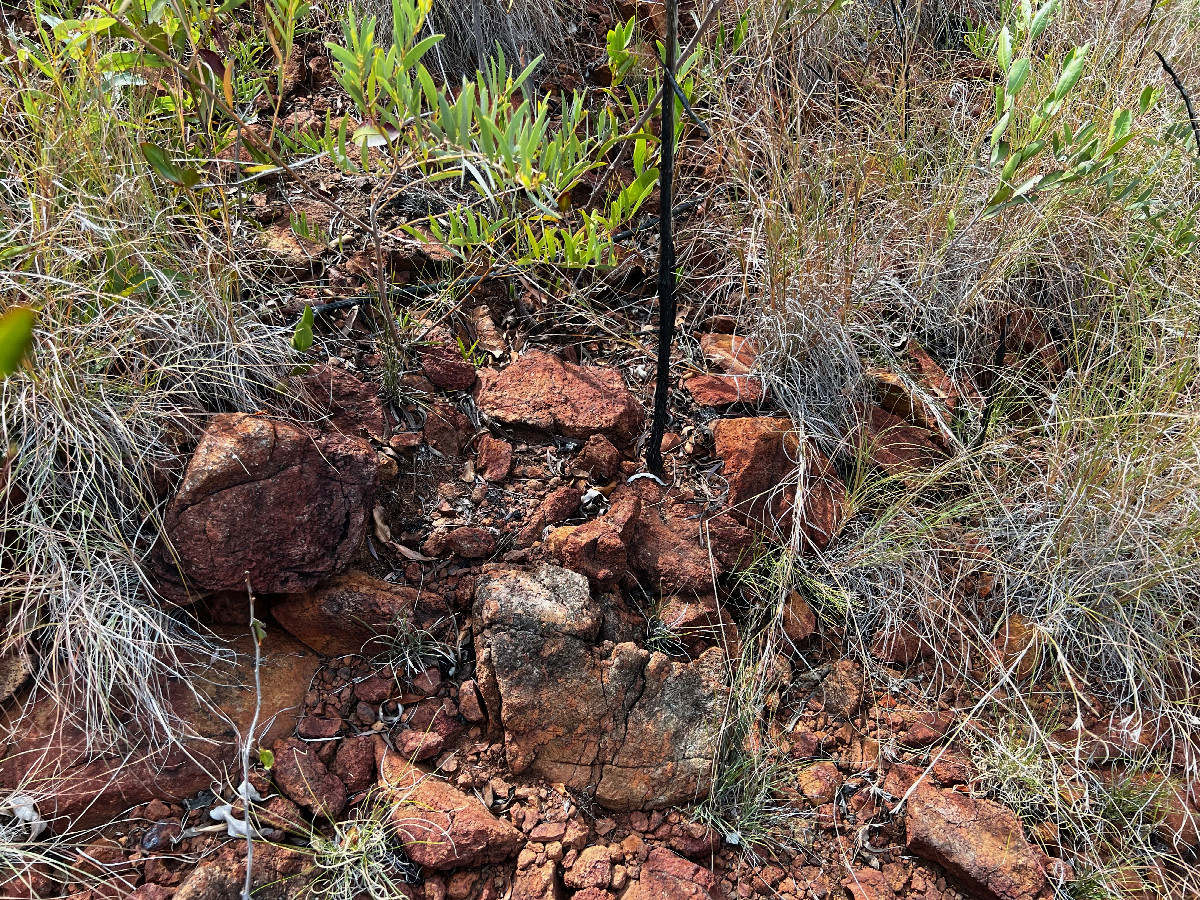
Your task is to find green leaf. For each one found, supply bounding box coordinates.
[258,747,275,768]
[1029,0,1058,39]
[1139,85,1158,114]
[997,26,1012,73]
[1108,107,1132,145]
[140,142,201,188]
[1052,45,1089,103]
[1006,58,1030,96]
[292,304,314,352]
[251,617,267,643]
[0,306,36,375]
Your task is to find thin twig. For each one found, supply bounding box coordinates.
[241,577,263,900]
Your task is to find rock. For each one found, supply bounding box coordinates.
[511,861,563,900]
[712,417,846,548]
[617,480,752,596]
[424,400,474,456]
[821,659,864,719]
[655,594,740,657]
[516,486,583,548]
[623,847,721,900]
[154,413,377,597]
[272,737,346,820]
[852,405,948,478]
[474,565,728,810]
[0,626,318,829]
[781,591,816,644]
[576,434,621,479]
[871,621,932,665]
[424,526,497,560]
[797,761,843,804]
[548,481,751,596]
[301,362,387,441]
[699,333,759,375]
[474,350,644,446]
[421,335,477,392]
[458,680,486,722]
[684,374,764,407]
[476,436,513,480]
[905,782,1047,900]
[564,845,612,889]
[0,645,30,705]
[667,821,722,859]
[545,496,638,590]
[173,843,315,900]
[378,751,525,869]
[994,613,1041,680]
[843,867,898,900]
[271,571,424,657]
[396,699,462,760]
[253,796,308,837]
[332,734,378,794]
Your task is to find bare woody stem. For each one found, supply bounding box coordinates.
[647,0,678,477]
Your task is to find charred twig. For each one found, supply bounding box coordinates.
[612,198,704,241]
[653,48,712,137]
[647,0,679,477]
[1156,51,1200,155]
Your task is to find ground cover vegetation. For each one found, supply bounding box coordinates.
[0,0,1198,897]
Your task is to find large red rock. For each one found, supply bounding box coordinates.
[712,417,846,549]
[474,565,728,810]
[623,847,721,900]
[474,350,644,446]
[905,782,1047,900]
[154,413,377,598]
[271,571,423,656]
[420,333,477,392]
[377,751,525,869]
[0,627,318,829]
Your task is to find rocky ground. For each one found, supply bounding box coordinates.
[1,3,1198,900]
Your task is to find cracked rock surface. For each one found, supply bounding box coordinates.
[154,412,378,597]
[473,564,728,811]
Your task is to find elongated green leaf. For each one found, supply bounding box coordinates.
[1030,0,1058,39]
[140,142,201,188]
[1052,45,1089,102]
[1007,58,1030,96]
[0,307,35,375]
[292,304,314,352]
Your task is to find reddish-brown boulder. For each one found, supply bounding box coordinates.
[301,362,386,440]
[843,866,898,900]
[272,737,346,820]
[0,627,317,829]
[474,350,644,446]
[511,861,563,900]
[852,405,948,477]
[545,495,639,589]
[782,590,816,643]
[563,846,612,889]
[623,847,721,900]
[476,435,512,480]
[378,752,525,869]
[685,374,764,407]
[821,659,864,719]
[712,417,846,549]
[271,571,423,656]
[905,782,1047,900]
[332,733,378,794]
[154,413,377,598]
